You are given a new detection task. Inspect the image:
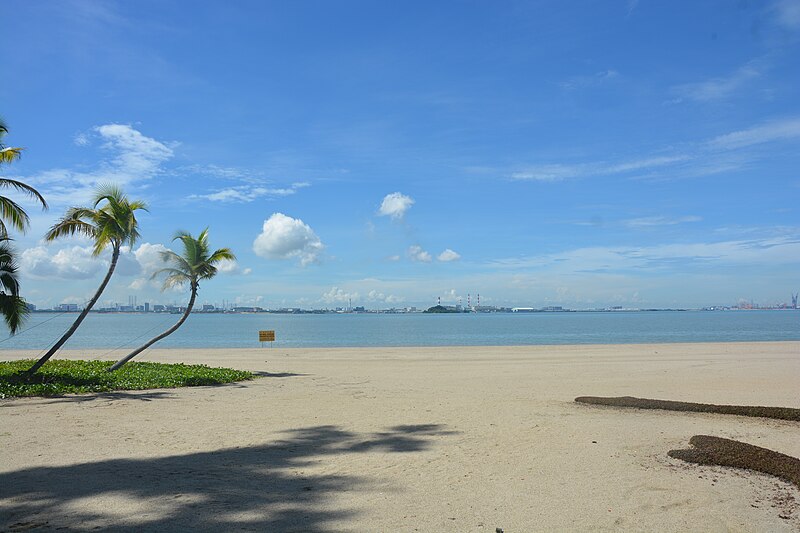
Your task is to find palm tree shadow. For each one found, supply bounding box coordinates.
[13,390,177,405]
[0,424,456,532]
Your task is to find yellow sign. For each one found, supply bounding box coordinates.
[259,330,275,342]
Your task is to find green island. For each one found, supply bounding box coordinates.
[0,360,255,399]
[423,305,466,313]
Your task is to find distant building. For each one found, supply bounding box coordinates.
[153,304,165,312]
[202,304,215,312]
[144,302,150,313]
[57,303,79,312]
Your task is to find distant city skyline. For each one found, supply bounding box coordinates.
[27,290,800,313]
[2,1,799,310]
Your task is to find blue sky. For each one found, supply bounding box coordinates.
[2,0,799,310]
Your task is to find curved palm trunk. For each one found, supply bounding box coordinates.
[26,246,121,374]
[108,283,197,372]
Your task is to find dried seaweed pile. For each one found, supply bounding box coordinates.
[574,395,800,491]
[574,395,800,422]
[669,435,800,489]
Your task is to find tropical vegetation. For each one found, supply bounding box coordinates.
[109,228,235,371]
[0,118,48,333]
[26,184,147,374]
[1,359,254,398]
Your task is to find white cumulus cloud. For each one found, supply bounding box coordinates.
[20,246,106,280]
[408,245,432,263]
[19,242,166,282]
[126,243,169,289]
[378,192,414,220]
[216,258,251,275]
[321,287,359,304]
[367,290,404,304]
[438,249,461,262]
[253,213,324,266]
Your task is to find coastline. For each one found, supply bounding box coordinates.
[2,342,799,531]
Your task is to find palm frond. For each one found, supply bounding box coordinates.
[0,147,23,165]
[156,229,234,288]
[198,248,236,280]
[44,209,98,242]
[0,293,29,334]
[0,177,47,209]
[92,183,125,208]
[0,239,21,295]
[0,196,30,233]
[208,248,236,264]
[152,267,192,290]
[162,250,192,274]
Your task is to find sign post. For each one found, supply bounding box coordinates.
[259,330,275,347]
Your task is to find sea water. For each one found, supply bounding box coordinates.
[0,310,798,352]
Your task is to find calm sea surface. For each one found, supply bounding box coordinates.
[0,310,798,352]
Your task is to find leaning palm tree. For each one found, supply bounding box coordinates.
[26,184,147,374]
[109,228,234,371]
[0,237,30,334]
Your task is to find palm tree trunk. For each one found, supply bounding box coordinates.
[26,245,121,374]
[108,283,198,372]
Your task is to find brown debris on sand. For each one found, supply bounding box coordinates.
[574,396,800,422]
[669,435,800,489]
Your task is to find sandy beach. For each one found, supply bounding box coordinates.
[1,341,799,532]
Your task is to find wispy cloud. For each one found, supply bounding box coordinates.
[707,116,800,149]
[489,232,800,274]
[559,69,619,90]
[14,124,174,206]
[671,60,765,102]
[773,0,800,29]
[179,164,261,182]
[512,155,689,182]
[511,115,800,183]
[624,215,702,228]
[192,182,310,203]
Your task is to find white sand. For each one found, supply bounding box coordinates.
[1,342,799,532]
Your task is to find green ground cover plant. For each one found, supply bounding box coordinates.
[0,359,254,398]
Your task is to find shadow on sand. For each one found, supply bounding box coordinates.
[6,390,179,405]
[0,424,456,532]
